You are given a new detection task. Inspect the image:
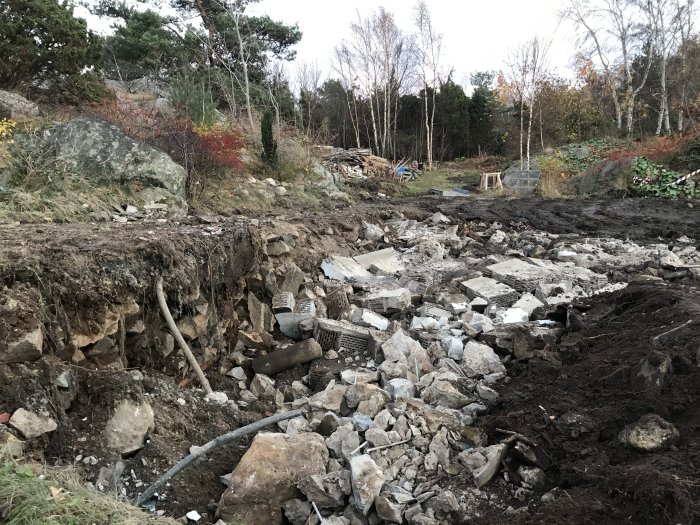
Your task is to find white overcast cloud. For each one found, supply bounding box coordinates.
[77,0,580,89]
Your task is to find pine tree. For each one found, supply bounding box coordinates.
[261,110,278,167]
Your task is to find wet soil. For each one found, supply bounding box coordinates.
[478,283,700,524]
[439,196,700,241]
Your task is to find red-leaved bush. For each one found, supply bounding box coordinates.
[85,98,244,198]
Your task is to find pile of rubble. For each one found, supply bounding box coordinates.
[322,149,394,179]
[205,213,699,525]
[1,207,697,524]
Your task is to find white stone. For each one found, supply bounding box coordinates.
[227,366,247,381]
[9,408,57,439]
[350,454,385,515]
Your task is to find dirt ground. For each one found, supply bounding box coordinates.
[439,196,700,241]
[1,194,698,524]
[478,282,700,525]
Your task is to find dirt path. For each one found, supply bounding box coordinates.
[438,197,700,241]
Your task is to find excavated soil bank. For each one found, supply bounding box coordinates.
[0,196,698,524]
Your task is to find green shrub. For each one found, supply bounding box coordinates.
[632,157,698,198]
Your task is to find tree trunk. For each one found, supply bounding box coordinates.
[368,92,380,154]
[233,14,255,132]
[539,99,544,151]
[526,96,534,170]
[519,95,524,169]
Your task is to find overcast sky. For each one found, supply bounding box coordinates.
[247,0,577,88]
[77,0,578,89]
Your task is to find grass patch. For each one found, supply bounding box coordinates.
[0,455,176,525]
[403,169,480,195]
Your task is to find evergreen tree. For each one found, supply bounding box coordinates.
[261,110,277,167]
[0,0,102,92]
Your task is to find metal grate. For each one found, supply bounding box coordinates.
[338,333,369,354]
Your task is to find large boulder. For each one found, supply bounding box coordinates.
[0,90,40,120]
[44,117,186,198]
[217,432,329,525]
[103,400,155,455]
[618,414,679,452]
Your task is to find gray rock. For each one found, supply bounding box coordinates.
[249,374,284,407]
[386,378,416,400]
[375,494,405,523]
[2,325,43,364]
[476,383,499,403]
[428,428,450,467]
[365,428,392,447]
[350,455,385,515]
[618,414,680,452]
[248,294,275,333]
[341,368,381,385]
[45,117,186,198]
[0,90,40,120]
[227,367,247,381]
[373,409,395,431]
[352,414,375,432]
[461,341,506,377]
[282,499,312,525]
[362,221,385,241]
[311,383,348,412]
[518,465,546,488]
[297,470,352,508]
[420,380,472,409]
[103,401,154,455]
[433,490,459,512]
[458,444,508,487]
[9,408,57,439]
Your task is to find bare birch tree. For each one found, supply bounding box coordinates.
[333,9,413,157]
[563,0,655,136]
[332,45,362,149]
[673,0,695,131]
[414,0,443,170]
[296,60,323,135]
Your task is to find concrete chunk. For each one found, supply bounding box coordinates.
[322,256,375,283]
[354,248,405,274]
[461,277,519,307]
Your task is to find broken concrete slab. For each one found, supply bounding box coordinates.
[359,287,412,314]
[354,248,405,274]
[272,291,295,313]
[322,256,375,283]
[461,277,519,307]
[420,302,452,320]
[512,293,545,316]
[351,308,390,331]
[315,319,370,354]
